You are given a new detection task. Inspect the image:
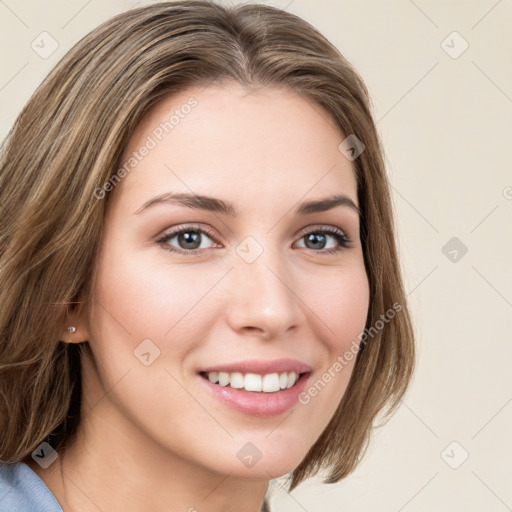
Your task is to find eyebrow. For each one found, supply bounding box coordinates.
[133,192,360,216]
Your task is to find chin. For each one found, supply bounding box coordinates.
[203,441,307,480]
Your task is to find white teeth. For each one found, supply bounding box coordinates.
[245,373,262,392]
[229,372,244,389]
[262,373,280,392]
[204,371,300,393]
[218,372,230,386]
[208,371,219,383]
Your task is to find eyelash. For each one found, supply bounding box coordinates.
[156,224,352,257]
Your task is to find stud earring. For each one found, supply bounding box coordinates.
[67,326,76,333]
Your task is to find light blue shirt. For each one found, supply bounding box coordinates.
[0,461,272,511]
[0,462,63,511]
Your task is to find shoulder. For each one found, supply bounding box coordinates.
[0,461,63,512]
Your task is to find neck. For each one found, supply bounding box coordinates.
[25,403,270,512]
[23,348,274,512]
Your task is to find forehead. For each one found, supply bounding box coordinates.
[112,83,357,212]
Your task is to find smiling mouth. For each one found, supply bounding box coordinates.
[199,371,309,393]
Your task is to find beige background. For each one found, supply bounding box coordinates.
[1,0,511,510]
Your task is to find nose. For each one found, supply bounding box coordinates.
[224,247,304,341]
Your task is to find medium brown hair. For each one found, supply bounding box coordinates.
[0,0,415,493]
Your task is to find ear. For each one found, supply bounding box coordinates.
[60,301,90,344]
[60,325,85,344]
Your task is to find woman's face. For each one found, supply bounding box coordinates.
[81,83,369,479]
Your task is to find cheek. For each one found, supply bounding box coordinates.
[306,263,370,350]
[90,239,369,374]
[291,260,369,410]
[85,250,228,437]
[296,271,368,433]
[89,246,230,362]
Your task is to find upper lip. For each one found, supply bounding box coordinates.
[198,358,313,375]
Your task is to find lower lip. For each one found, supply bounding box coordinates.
[197,373,311,418]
